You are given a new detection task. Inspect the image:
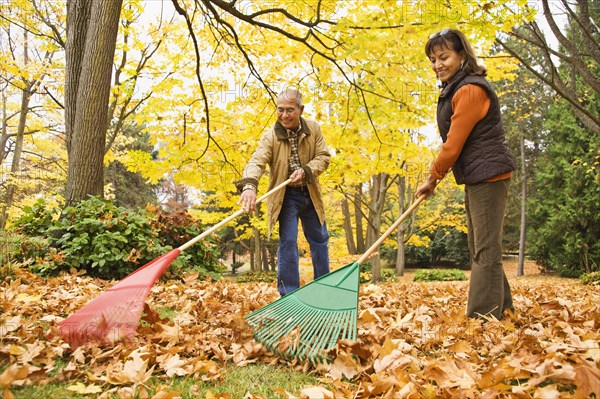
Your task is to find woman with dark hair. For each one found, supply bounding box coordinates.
[416,29,516,320]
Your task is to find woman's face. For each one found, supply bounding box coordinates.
[428,45,465,84]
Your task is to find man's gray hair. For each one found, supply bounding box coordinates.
[278,88,303,106]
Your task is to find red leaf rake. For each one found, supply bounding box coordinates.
[56,180,290,347]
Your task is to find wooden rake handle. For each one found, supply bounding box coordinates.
[356,194,427,265]
[178,179,291,252]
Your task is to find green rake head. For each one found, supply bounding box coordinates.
[245,262,360,364]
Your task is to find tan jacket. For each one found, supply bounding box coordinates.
[235,118,331,235]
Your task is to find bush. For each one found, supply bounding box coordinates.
[236,271,277,283]
[413,268,467,282]
[0,232,21,279]
[404,244,431,266]
[359,262,397,283]
[11,197,222,279]
[580,271,600,285]
[384,228,470,268]
[150,207,222,278]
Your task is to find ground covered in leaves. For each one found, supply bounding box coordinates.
[1,262,599,399]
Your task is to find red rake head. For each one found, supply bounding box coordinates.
[56,249,181,348]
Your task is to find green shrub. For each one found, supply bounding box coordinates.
[150,208,223,278]
[0,232,21,278]
[404,244,431,266]
[413,268,467,282]
[385,228,470,268]
[236,271,277,283]
[580,271,600,285]
[11,197,222,279]
[359,263,397,283]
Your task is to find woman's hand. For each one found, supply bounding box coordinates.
[416,175,438,198]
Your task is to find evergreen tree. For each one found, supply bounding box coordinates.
[528,99,600,276]
[526,1,600,275]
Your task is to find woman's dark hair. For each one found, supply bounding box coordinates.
[425,29,486,76]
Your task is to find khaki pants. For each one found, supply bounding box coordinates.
[465,179,513,320]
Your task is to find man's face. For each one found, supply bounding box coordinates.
[276,97,304,130]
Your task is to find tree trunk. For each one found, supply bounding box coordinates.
[0,31,31,230]
[366,173,389,283]
[252,227,261,272]
[1,92,9,163]
[261,242,269,271]
[0,88,31,230]
[65,0,122,204]
[354,184,365,253]
[517,132,527,276]
[269,241,277,272]
[341,197,357,255]
[395,174,406,276]
[65,0,91,151]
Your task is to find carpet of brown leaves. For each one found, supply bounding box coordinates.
[1,260,599,399]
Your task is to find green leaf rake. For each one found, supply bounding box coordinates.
[245,194,426,363]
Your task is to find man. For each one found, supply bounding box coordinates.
[235,88,331,296]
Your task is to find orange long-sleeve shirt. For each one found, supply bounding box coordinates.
[430,84,512,183]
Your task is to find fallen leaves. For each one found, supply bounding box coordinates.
[0,271,599,398]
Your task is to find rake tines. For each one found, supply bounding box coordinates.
[246,262,360,364]
[247,298,357,363]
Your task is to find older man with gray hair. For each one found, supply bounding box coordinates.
[235,88,331,296]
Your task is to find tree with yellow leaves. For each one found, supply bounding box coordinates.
[123,1,530,275]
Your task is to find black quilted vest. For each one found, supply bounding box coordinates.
[437,71,515,185]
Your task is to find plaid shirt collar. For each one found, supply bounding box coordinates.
[286,123,302,138]
[274,118,309,140]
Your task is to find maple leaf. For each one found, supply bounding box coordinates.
[0,315,21,335]
[156,322,182,346]
[149,385,182,398]
[574,364,600,398]
[424,357,477,389]
[531,384,561,399]
[299,386,334,399]
[326,351,361,380]
[140,303,164,326]
[374,349,417,374]
[105,348,154,385]
[158,353,189,377]
[66,382,103,394]
[0,363,30,387]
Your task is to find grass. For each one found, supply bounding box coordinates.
[156,306,177,320]
[5,362,325,399]
[413,268,468,282]
[169,363,324,398]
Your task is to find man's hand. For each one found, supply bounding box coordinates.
[289,168,305,184]
[238,189,257,212]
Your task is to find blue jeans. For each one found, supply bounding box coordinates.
[277,187,330,296]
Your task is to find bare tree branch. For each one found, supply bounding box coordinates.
[495,0,600,135]
[171,0,231,167]
[31,0,66,48]
[541,0,600,93]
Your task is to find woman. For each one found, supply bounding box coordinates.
[415,29,516,320]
